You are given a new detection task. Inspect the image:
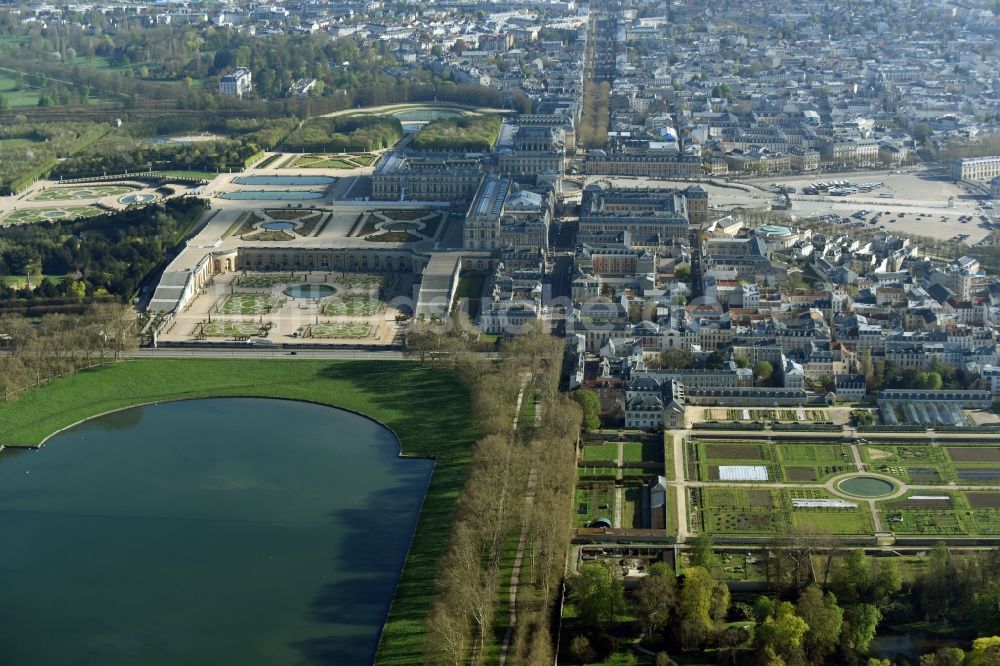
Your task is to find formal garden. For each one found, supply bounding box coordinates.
[290,152,380,169]
[308,322,372,338]
[218,293,281,315]
[322,294,383,317]
[30,183,138,201]
[197,321,267,339]
[1,206,104,225]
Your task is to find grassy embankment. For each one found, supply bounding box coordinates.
[0,358,477,665]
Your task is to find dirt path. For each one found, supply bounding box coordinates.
[498,388,541,666]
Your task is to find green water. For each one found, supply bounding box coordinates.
[285,284,336,299]
[0,399,433,665]
[390,108,463,121]
[838,476,895,497]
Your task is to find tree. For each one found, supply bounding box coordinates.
[872,558,902,606]
[705,351,726,370]
[678,566,719,650]
[570,562,623,630]
[753,360,774,383]
[796,586,843,663]
[572,389,601,431]
[843,603,881,653]
[675,266,692,280]
[568,635,596,664]
[919,647,965,666]
[660,347,694,370]
[734,356,750,369]
[966,637,1000,666]
[831,550,873,603]
[688,532,716,568]
[634,563,677,638]
[754,595,776,625]
[754,601,808,664]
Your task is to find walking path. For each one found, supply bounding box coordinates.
[614,440,624,528]
[498,384,541,666]
[668,431,690,541]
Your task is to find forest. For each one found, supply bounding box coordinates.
[0,197,207,309]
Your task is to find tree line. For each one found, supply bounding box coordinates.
[0,303,137,402]
[565,536,1000,665]
[577,81,610,148]
[404,322,581,664]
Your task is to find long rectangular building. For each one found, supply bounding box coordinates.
[583,151,703,178]
[952,156,1000,182]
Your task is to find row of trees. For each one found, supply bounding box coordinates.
[407,322,581,664]
[577,81,610,148]
[0,304,136,401]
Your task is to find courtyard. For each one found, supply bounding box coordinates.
[157,270,411,346]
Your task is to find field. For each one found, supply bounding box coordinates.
[219,294,280,315]
[0,359,478,666]
[30,184,137,201]
[574,485,616,527]
[310,322,371,338]
[1,206,103,225]
[323,295,383,317]
[692,442,855,482]
[692,486,873,535]
[0,70,40,107]
[878,492,971,536]
[863,444,1000,485]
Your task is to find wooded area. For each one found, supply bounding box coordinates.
[0,197,207,309]
[0,303,137,402]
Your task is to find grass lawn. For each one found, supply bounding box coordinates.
[581,442,618,462]
[453,273,485,318]
[0,137,41,148]
[0,359,477,665]
[1,274,66,288]
[0,70,40,107]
